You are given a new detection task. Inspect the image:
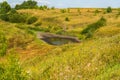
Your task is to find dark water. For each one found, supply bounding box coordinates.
[42,37,73,45]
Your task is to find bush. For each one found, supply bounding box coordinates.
[94,9,100,14]
[27,16,38,24]
[61,9,66,13]
[8,13,27,23]
[81,17,106,38]
[65,17,70,21]
[39,6,44,10]
[106,6,112,13]
[94,9,100,16]
[51,6,55,10]
[0,32,7,56]
[0,9,27,23]
[0,13,9,21]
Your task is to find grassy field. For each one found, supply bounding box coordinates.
[0,8,120,80]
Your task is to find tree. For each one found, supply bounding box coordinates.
[15,4,21,10]
[15,0,38,9]
[106,6,112,13]
[0,1,11,13]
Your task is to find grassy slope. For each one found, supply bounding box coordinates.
[0,8,120,79]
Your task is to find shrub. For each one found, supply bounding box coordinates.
[106,6,112,13]
[39,6,44,10]
[81,17,106,38]
[27,16,38,24]
[65,17,70,21]
[0,13,9,21]
[0,32,7,56]
[61,9,66,13]
[43,5,48,9]
[10,8,17,14]
[94,9,100,16]
[8,13,27,23]
[95,9,99,14]
[50,7,54,10]
[0,9,27,23]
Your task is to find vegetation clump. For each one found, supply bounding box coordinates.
[65,17,70,21]
[15,0,38,9]
[61,9,66,13]
[27,16,38,24]
[0,10,27,23]
[94,9,100,15]
[0,1,11,13]
[0,2,28,23]
[106,6,112,13]
[81,17,106,38]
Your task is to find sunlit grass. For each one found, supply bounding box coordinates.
[0,8,120,80]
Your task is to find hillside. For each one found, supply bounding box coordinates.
[0,8,120,80]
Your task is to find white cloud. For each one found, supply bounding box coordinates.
[35,0,51,5]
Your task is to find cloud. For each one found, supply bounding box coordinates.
[35,0,51,5]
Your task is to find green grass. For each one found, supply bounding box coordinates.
[0,8,120,80]
[21,33,120,80]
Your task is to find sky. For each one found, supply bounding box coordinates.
[1,0,120,8]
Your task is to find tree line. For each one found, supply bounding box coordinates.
[0,0,54,14]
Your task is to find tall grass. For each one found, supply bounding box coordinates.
[0,51,29,80]
[0,32,7,56]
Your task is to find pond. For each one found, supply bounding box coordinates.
[42,37,75,45]
[37,32,80,45]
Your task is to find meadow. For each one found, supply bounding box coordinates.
[0,2,120,79]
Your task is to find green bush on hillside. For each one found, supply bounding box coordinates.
[81,17,106,38]
[8,13,27,23]
[0,13,9,21]
[65,17,70,21]
[61,9,66,13]
[0,13,27,23]
[106,6,112,13]
[27,16,38,24]
[8,9,27,23]
[94,9,100,15]
[0,9,28,23]
[51,6,55,10]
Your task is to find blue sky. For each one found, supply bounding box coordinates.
[1,0,120,8]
